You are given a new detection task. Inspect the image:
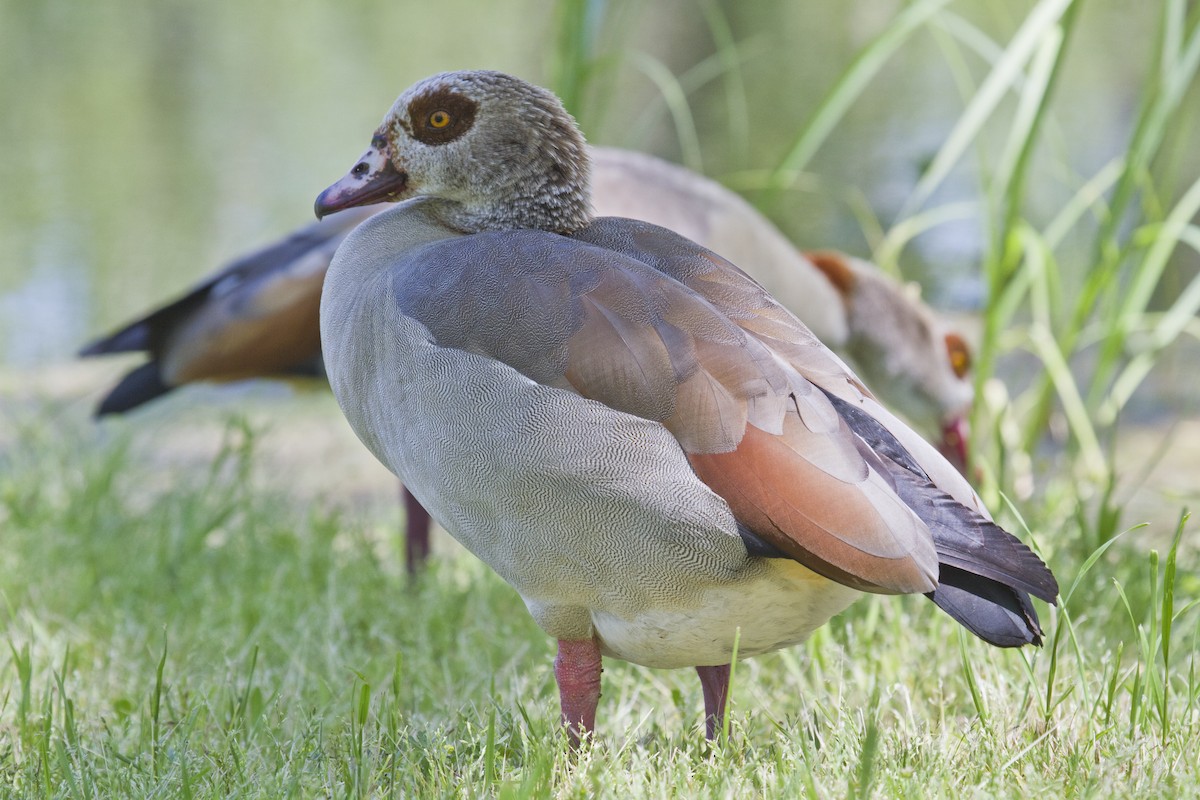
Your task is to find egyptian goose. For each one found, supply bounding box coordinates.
[81,152,974,571]
[312,70,1056,743]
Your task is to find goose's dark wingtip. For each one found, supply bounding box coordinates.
[1022,543,1060,603]
[93,363,173,417]
[79,320,153,358]
[1026,564,1060,606]
[927,566,1052,648]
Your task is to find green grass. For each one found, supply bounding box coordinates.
[1,401,1198,798]
[4,0,1200,796]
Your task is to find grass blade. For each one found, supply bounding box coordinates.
[767,0,957,188]
[899,0,1074,218]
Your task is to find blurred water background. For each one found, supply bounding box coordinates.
[1,0,1186,364]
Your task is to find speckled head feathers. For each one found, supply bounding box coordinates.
[315,71,592,234]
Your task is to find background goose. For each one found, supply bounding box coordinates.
[312,69,1056,742]
[80,148,975,572]
[803,249,974,464]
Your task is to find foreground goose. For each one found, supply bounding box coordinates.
[81,153,973,572]
[313,70,1056,742]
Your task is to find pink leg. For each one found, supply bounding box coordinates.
[695,664,731,739]
[554,638,603,746]
[402,486,432,575]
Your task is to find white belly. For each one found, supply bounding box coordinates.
[588,560,861,669]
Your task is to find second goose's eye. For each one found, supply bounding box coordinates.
[944,333,972,378]
[429,111,451,128]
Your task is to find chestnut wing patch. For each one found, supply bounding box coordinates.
[553,241,940,594]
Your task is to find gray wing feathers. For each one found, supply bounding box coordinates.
[366,321,752,637]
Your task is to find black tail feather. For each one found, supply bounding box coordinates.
[892,466,1055,647]
[927,565,1043,647]
[887,467,1059,603]
[95,363,174,417]
[820,387,1058,647]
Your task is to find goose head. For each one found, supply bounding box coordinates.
[315,70,591,234]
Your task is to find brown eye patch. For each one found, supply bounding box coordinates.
[407,89,478,145]
[944,332,972,379]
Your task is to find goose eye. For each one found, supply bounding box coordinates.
[407,91,477,145]
[944,333,972,378]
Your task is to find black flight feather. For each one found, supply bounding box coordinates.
[819,387,1059,648]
